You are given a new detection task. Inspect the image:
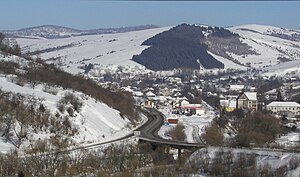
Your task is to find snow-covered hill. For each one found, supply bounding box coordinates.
[0,54,142,153]
[16,27,171,74]
[3,25,81,39]
[14,24,300,75]
[229,24,300,69]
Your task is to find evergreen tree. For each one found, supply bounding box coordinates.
[276,88,283,101]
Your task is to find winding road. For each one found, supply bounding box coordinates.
[60,108,205,153]
[136,108,206,149]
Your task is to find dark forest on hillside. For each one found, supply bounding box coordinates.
[132,24,238,71]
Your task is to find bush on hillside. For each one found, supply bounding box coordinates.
[23,64,139,122]
[58,92,83,112]
[0,89,75,147]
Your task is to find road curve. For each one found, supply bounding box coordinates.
[137,108,206,149]
[136,108,164,139]
[55,108,204,154]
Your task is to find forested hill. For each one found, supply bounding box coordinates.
[132,24,227,71]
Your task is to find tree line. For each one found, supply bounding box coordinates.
[0,32,21,57]
[202,111,283,148]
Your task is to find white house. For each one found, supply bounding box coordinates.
[237,92,258,111]
[228,85,245,91]
[145,91,156,98]
[266,102,300,115]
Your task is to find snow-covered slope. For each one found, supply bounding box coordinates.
[15,24,300,74]
[262,59,300,77]
[16,27,171,74]
[0,55,138,152]
[229,24,300,69]
[207,51,248,70]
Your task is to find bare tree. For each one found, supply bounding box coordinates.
[168,123,186,141]
[201,123,224,146]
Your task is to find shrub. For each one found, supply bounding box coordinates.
[289,156,300,170]
[235,111,281,147]
[57,102,66,113]
[57,92,83,114]
[67,107,74,117]
[201,123,224,146]
[168,123,186,141]
[42,85,58,95]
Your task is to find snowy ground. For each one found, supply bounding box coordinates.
[158,104,215,143]
[190,146,300,176]
[0,65,143,152]
[207,51,247,70]
[262,59,300,77]
[277,132,300,148]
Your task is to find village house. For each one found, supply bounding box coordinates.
[228,84,245,91]
[236,92,258,111]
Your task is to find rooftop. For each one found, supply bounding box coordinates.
[267,102,300,107]
[244,92,257,101]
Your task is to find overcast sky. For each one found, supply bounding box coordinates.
[1,0,299,30]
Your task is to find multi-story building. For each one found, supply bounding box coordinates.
[237,92,258,111]
[266,102,300,116]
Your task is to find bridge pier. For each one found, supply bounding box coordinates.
[178,148,182,161]
[166,146,170,154]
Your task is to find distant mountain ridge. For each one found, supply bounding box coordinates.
[1,24,159,39]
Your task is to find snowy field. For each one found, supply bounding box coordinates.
[262,59,300,77]
[16,27,171,74]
